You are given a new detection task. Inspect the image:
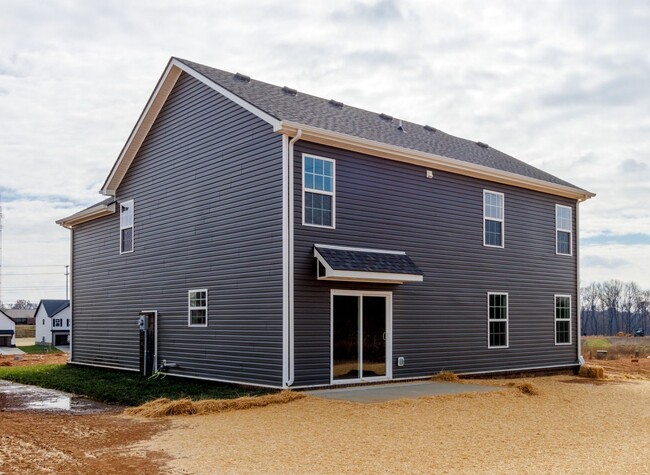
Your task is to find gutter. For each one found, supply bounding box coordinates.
[56,200,116,229]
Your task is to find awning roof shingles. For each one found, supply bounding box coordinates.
[315,245,423,276]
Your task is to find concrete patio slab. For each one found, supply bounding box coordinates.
[306,380,502,403]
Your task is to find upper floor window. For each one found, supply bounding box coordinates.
[120,200,134,253]
[53,318,62,328]
[484,190,504,247]
[556,205,572,255]
[488,292,508,348]
[303,155,335,228]
[188,289,208,327]
[555,295,571,345]
[66,319,70,327]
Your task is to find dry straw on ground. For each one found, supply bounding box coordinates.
[579,364,605,379]
[431,371,459,382]
[514,381,539,395]
[125,390,305,418]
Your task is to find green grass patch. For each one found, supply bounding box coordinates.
[582,338,611,350]
[17,345,63,355]
[0,364,272,406]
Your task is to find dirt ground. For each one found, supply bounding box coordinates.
[1,361,649,474]
[0,353,68,367]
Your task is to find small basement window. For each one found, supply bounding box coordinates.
[555,295,571,345]
[303,155,335,228]
[188,289,208,327]
[484,190,504,247]
[488,293,508,348]
[120,199,134,253]
[556,205,572,255]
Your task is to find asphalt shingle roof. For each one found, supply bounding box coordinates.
[315,246,423,276]
[177,58,584,191]
[39,300,70,317]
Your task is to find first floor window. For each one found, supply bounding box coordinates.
[488,293,508,348]
[555,295,571,344]
[303,155,335,228]
[484,190,504,247]
[188,289,208,327]
[120,199,134,253]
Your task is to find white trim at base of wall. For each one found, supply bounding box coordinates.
[68,361,140,372]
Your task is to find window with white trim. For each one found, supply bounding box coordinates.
[53,318,62,328]
[188,289,208,327]
[488,293,508,348]
[556,205,572,255]
[555,295,571,344]
[303,155,335,228]
[120,200,134,253]
[484,190,504,247]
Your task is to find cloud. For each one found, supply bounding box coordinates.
[331,0,403,24]
[619,158,648,175]
[582,233,650,246]
[581,255,628,269]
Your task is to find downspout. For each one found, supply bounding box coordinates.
[576,201,583,365]
[287,129,302,387]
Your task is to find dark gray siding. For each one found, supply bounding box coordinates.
[72,72,284,387]
[293,141,578,387]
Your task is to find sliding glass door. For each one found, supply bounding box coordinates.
[332,292,391,382]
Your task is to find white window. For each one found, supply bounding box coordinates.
[53,318,62,328]
[120,199,134,253]
[303,155,335,228]
[556,205,572,255]
[483,190,504,247]
[488,293,508,348]
[188,289,208,327]
[555,295,571,345]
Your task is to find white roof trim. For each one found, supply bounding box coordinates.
[314,248,423,284]
[315,243,406,255]
[277,121,595,201]
[100,58,280,196]
[56,202,116,229]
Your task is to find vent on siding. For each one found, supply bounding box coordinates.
[282,86,297,96]
[424,125,437,132]
[379,113,393,121]
[329,99,344,108]
[234,72,251,83]
[476,141,489,148]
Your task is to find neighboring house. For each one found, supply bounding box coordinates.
[0,310,16,347]
[2,309,36,325]
[57,58,594,389]
[35,300,71,346]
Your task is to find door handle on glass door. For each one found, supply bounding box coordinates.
[382,332,386,341]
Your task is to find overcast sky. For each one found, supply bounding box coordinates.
[1,0,649,305]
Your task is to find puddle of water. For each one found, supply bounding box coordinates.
[0,380,114,413]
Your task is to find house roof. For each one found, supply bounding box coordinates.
[94,57,593,201]
[57,197,116,229]
[1,309,35,320]
[0,310,16,324]
[35,300,70,318]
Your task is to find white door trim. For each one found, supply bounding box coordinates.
[330,289,393,385]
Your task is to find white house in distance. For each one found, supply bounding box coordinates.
[35,300,71,346]
[0,310,16,347]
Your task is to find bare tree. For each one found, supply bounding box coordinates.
[621,282,640,333]
[12,299,36,310]
[581,282,600,335]
[600,280,623,334]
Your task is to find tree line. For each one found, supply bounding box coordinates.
[581,280,649,336]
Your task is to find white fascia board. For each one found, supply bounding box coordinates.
[56,203,116,229]
[314,248,423,284]
[101,58,281,196]
[276,121,595,202]
[315,243,406,255]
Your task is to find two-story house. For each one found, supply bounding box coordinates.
[35,300,71,346]
[57,58,594,389]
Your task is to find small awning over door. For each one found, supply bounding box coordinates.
[314,244,423,284]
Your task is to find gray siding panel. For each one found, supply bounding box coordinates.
[293,142,578,387]
[72,72,284,387]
